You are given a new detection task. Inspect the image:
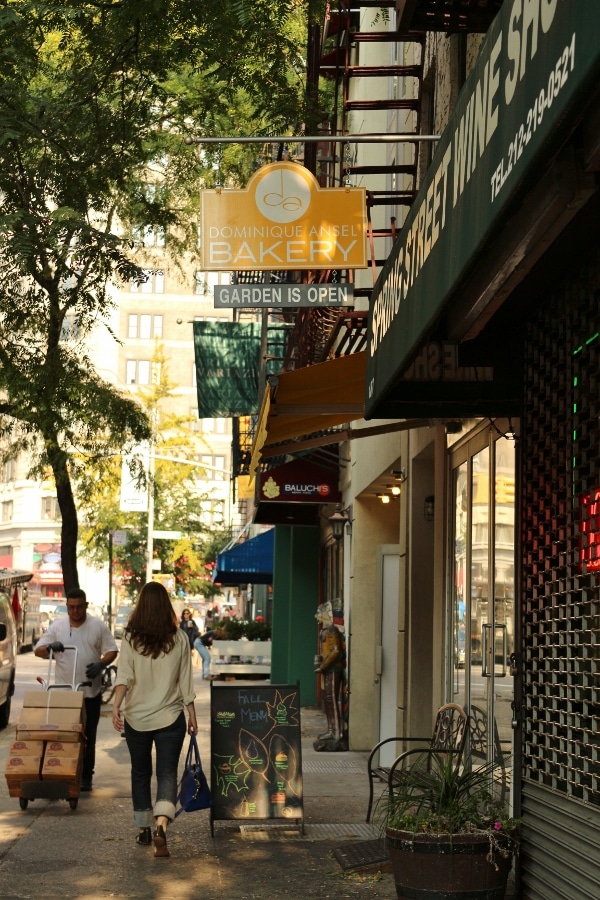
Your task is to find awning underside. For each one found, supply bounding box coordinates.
[213,529,274,585]
[251,352,366,471]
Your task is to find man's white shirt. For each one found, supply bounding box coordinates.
[36,615,118,698]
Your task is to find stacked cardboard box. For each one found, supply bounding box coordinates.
[4,691,86,798]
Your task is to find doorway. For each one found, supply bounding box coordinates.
[449,422,516,792]
[377,545,400,768]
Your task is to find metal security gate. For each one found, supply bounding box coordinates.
[520,250,600,899]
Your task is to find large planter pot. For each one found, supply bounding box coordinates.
[386,827,513,900]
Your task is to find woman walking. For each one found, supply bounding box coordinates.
[112,582,197,858]
[179,608,200,654]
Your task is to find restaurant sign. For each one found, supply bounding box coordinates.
[201,162,367,271]
[365,0,600,417]
[259,459,341,505]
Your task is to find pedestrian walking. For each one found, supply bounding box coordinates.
[179,608,200,651]
[35,588,118,791]
[111,582,197,858]
[194,628,215,680]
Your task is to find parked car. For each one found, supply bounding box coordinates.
[113,605,132,639]
[40,599,68,632]
[0,588,18,729]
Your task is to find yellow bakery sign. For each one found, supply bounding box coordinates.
[201,162,367,270]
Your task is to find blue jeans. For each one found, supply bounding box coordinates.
[194,640,212,678]
[124,712,186,827]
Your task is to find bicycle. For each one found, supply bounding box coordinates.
[101,664,118,705]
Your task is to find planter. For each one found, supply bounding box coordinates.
[386,827,513,900]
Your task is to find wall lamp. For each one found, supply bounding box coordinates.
[424,495,435,522]
[377,493,391,505]
[328,505,352,541]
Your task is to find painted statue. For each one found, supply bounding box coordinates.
[314,601,347,751]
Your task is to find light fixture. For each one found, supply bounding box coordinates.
[424,495,435,522]
[377,494,391,504]
[328,505,351,541]
[389,484,402,496]
[391,467,408,484]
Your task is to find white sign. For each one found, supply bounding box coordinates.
[214,283,354,307]
[152,530,182,540]
[119,444,149,513]
[112,530,129,546]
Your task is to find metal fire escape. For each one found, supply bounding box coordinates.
[233,0,505,480]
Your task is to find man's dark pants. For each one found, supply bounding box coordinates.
[83,693,102,783]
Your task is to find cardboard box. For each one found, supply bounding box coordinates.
[22,690,85,710]
[15,726,85,742]
[4,755,43,778]
[42,745,83,781]
[44,740,81,756]
[8,740,45,756]
[18,707,84,729]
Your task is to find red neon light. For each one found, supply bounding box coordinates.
[580,489,600,571]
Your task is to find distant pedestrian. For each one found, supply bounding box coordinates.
[112,582,197,858]
[194,629,215,680]
[179,608,200,650]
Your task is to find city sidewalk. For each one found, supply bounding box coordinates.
[0,669,396,899]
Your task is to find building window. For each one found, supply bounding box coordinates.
[199,499,225,525]
[1,458,17,483]
[138,360,150,384]
[199,455,226,481]
[128,314,164,338]
[194,271,208,295]
[41,497,61,520]
[140,314,152,339]
[130,270,165,294]
[126,360,151,385]
[1,501,13,523]
[132,225,166,248]
[201,418,228,435]
[128,314,138,339]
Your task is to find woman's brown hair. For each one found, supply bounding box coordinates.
[124,582,177,658]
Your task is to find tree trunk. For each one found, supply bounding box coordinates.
[46,443,80,594]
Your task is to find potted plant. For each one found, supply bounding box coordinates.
[374,750,519,900]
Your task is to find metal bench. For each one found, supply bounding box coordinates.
[366,702,469,823]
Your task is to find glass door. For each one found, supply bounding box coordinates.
[450,425,516,792]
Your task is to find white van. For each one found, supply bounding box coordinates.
[0,587,18,729]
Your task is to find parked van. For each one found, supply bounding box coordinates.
[0,570,40,653]
[0,581,18,729]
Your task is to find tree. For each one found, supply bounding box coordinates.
[78,344,232,600]
[0,1,309,591]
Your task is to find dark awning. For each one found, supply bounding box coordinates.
[213,530,274,586]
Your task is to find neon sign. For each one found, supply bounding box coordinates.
[580,489,600,571]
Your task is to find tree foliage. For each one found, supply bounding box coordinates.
[0,0,309,590]
[78,345,232,601]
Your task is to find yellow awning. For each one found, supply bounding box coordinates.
[250,352,366,474]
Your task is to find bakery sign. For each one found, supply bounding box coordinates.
[259,460,341,504]
[201,162,367,271]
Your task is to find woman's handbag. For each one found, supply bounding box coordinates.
[175,733,212,816]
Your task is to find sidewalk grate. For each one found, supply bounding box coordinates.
[239,823,378,842]
[333,838,391,873]
[302,760,364,774]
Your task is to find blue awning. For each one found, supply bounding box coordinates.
[213,529,274,585]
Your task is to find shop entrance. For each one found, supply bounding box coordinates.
[450,422,516,793]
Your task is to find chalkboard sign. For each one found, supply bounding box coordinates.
[210,683,303,831]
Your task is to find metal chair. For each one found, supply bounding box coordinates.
[469,704,511,804]
[366,702,469,823]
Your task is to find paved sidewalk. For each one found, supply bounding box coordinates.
[0,670,396,899]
